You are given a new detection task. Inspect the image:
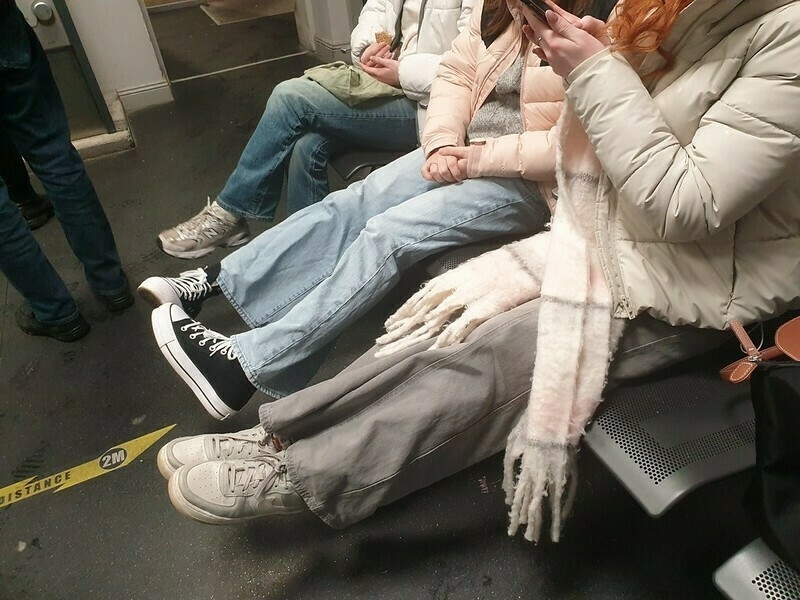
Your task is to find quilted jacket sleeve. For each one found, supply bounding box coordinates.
[397,0,475,104]
[466,66,563,181]
[566,10,800,242]
[351,0,392,66]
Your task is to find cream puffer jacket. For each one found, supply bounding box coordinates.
[421,0,564,204]
[567,0,800,329]
[351,0,474,130]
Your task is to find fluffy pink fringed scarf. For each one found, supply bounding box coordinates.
[377,102,626,541]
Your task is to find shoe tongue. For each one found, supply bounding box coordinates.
[219,436,253,457]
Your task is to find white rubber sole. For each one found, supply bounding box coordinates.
[157,232,250,260]
[151,304,236,421]
[137,277,180,309]
[167,470,305,525]
[156,441,182,479]
[167,473,243,525]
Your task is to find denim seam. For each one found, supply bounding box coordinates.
[305,137,334,206]
[221,268,335,330]
[215,194,277,223]
[250,195,541,372]
[305,108,416,123]
[254,269,335,328]
[215,93,412,221]
[217,276,257,329]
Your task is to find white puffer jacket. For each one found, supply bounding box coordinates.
[351,0,473,130]
[566,0,800,329]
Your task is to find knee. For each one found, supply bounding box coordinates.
[293,133,324,158]
[361,214,405,258]
[36,153,93,199]
[266,78,315,114]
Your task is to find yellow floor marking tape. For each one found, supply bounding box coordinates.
[0,424,175,509]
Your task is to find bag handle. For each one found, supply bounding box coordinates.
[720,316,800,383]
[776,315,800,361]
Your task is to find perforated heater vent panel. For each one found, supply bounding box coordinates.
[585,367,756,515]
[752,562,800,600]
[425,244,501,278]
[715,539,800,600]
[596,411,755,485]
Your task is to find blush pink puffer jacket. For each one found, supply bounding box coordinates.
[421,0,563,205]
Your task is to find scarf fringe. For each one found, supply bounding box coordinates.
[503,417,579,543]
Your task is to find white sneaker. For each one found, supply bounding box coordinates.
[168,455,306,524]
[137,267,219,317]
[156,424,279,479]
[157,199,250,259]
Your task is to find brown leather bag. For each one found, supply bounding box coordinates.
[720,316,800,383]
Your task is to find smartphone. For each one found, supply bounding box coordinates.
[519,0,550,21]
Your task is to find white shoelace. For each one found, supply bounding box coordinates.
[225,459,286,496]
[169,269,214,301]
[175,199,237,241]
[212,430,274,459]
[180,321,239,361]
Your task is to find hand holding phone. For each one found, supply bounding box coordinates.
[519,0,550,22]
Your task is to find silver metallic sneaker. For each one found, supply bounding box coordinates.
[168,455,306,524]
[157,199,250,259]
[137,267,219,317]
[156,424,280,479]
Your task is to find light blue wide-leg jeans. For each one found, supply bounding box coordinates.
[215,77,418,220]
[217,148,550,397]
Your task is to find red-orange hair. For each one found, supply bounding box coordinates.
[610,0,694,73]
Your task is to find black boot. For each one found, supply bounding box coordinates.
[93,276,135,313]
[12,188,55,230]
[16,305,90,342]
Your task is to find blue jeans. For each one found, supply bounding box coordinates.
[216,77,418,220]
[218,148,550,397]
[0,6,126,324]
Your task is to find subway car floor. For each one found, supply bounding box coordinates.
[1,16,761,600]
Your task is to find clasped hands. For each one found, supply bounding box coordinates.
[421,146,471,183]
[518,0,610,79]
[359,42,401,87]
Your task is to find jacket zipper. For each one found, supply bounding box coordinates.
[474,33,521,114]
